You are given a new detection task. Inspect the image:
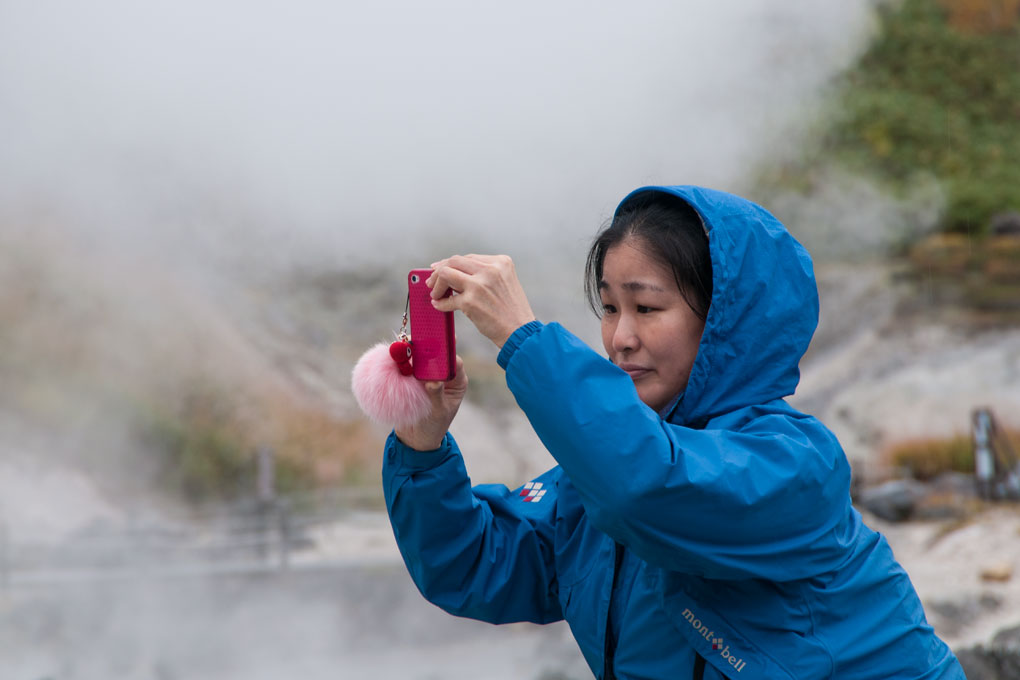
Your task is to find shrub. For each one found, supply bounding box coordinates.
[885,427,1020,480]
[134,381,379,504]
[885,433,975,480]
[821,0,1020,235]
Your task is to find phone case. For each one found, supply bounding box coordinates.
[408,269,456,381]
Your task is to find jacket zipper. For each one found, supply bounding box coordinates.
[602,541,625,680]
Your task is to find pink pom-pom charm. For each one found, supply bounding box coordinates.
[351,342,431,427]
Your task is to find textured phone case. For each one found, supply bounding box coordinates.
[408,269,456,381]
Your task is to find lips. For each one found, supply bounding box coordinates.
[618,363,652,380]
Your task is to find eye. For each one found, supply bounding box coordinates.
[601,304,617,314]
[637,305,656,313]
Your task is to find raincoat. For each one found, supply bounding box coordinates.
[383,186,965,679]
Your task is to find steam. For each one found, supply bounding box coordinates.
[771,166,946,259]
[0,0,882,472]
[1,0,876,271]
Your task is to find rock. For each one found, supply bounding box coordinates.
[958,626,1020,679]
[956,646,1020,680]
[856,479,927,522]
[990,212,1020,237]
[991,624,1020,652]
[913,471,977,520]
[980,561,1014,583]
[929,471,980,498]
[926,593,1002,637]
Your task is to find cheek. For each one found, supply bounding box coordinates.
[600,318,614,357]
[658,320,702,380]
[674,325,705,380]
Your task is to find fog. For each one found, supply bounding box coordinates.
[0,1,882,678]
[1,0,874,269]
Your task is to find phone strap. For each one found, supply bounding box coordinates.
[398,293,410,343]
[386,293,414,377]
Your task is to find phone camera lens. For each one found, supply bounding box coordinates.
[411,275,420,284]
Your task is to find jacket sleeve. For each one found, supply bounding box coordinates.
[382,431,563,624]
[501,322,854,582]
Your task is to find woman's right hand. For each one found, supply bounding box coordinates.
[426,254,536,350]
[393,356,468,451]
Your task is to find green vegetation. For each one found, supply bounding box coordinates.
[826,0,1020,235]
[133,382,380,504]
[756,0,1020,322]
[139,405,257,503]
[760,0,1020,240]
[131,385,286,503]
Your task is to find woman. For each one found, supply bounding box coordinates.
[384,186,964,679]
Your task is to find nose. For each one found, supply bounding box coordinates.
[612,312,639,354]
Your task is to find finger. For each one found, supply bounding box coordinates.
[437,358,467,394]
[426,257,458,284]
[427,260,460,295]
[430,254,508,271]
[432,296,457,313]
[425,256,464,288]
[426,266,452,298]
[462,254,509,264]
[448,356,467,386]
[425,261,449,288]
[430,266,472,300]
[428,255,510,292]
[434,254,492,277]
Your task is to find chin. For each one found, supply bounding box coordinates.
[637,392,664,412]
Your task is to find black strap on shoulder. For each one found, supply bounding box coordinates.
[693,653,707,680]
[693,653,730,680]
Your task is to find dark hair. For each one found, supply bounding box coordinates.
[584,192,713,321]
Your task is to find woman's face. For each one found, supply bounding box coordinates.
[599,238,706,412]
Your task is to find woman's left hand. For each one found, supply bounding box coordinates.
[427,254,536,349]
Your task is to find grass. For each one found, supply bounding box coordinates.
[134,381,382,504]
[904,232,1020,322]
[884,427,1020,480]
[884,433,975,480]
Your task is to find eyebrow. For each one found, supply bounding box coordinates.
[599,280,667,293]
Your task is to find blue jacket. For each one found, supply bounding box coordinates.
[383,186,965,679]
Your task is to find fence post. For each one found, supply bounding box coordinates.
[972,407,1020,500]
[257,445,276,504]
[0,520,8,591]
[973,408,996,499]
[277,498,291,571]
[255,445,276,562]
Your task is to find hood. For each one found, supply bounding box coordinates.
[614,185,818,426]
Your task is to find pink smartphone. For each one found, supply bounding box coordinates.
[408,269,456,381]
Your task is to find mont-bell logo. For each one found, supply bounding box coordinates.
[682,608,747,673]
[519,482,547,503]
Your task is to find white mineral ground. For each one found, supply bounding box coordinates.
[2,263,1019,679]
